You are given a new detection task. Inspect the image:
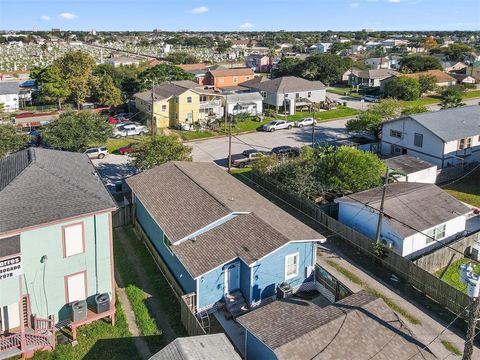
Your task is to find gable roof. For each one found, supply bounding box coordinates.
[406,105,480,141]
[225,92,264,104]
[208,68,254,77]
[150,334,241,360]
[403,69,456,82]
[176,63,208,71]
[241,76,325,93]
[126,162,324,275]
[351,69,399,80]
[0,148,116,234]
[336,182,470,238]
[0,81,19,95]
[135,82,198,103]
[237,291,434,360]
[386,155,436,175]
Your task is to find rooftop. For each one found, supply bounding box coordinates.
[403,69,456,82]
[386,155,436,174]
[0,81,19,95]
[208,68,255,77]
[0,148,116,235]
[241,76,325,93]
[352,68,399,80]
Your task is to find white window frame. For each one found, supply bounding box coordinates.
[390,129,402,139]
[186,96,192,104]
[161,104,167,112]
[285,252,299,280]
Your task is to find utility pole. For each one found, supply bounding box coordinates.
[224,95,228,134]
[463,296,480,359]
[375,167,390,245]
[150,81,156,136]
[311,107,315,147]
[227,112,232,174]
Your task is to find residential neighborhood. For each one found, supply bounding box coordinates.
[1,1,480,359]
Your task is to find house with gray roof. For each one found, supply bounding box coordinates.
[335,182,471,258]
[386,155,437,184]
[0,81,19,112]
[381,105,480,168]
[225,92,263,116]
[126,161,325,316]
[0,148,117,359]
[348,68,399,90]
[240,76,326,115]
[238,290,434,360]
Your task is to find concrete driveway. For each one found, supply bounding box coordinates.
[91,154,137,191]
[326,90,370,110]
[190,118,352,165]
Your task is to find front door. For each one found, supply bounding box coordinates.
[224,262,240,295]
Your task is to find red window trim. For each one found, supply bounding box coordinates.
[64,270,88,304]
[62,222,86,258]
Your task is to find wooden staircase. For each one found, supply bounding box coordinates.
[224,291,249,319]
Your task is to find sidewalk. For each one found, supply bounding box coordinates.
[317,244,478,359]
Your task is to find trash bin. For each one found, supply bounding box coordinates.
[343,101,347,106]
[72,300,87,322]
[95,293,110,314]
[277,282,293,299]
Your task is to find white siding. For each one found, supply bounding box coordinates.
[396,166,438,184]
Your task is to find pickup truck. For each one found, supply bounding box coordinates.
[113,123,148,138]
[231,149,269,168]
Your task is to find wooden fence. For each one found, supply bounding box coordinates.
[180,293,207,337]
[112,205,132,228]
[249,172,473,319]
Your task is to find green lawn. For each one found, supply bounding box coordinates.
[327,86,362,98]
[435,258,480,293]
[463,89,480,100]
[32,297,139,360]
[401,96,441,108]
[443,168,480,207]
[106,136,146,153]
[171,129,214,141]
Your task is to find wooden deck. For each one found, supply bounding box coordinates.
[69,308,115,339]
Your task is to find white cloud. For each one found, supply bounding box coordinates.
[239,22,254,29]
[40,15,51,21]
[189,6,209,14]
[58,12,78,20]
[388,0,401,3]
[350,3,360,7]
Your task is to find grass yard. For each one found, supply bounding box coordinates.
[401,96,441,108]
[171,129,214,141]
[435,258,480,293]
[32,297,139,360]
[105,136,146,153]
[463,89,480,100]
[327,86,362,98]
[443,167,480,207]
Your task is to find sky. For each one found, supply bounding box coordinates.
[0,0,479,32]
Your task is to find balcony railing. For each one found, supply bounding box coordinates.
[199,100,222,107]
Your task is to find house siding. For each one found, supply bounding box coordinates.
[134,197,195,294]
[245,330,277,360]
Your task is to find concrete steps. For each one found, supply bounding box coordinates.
[224,290,249,319]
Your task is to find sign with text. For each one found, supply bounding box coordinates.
[0,255,22,281]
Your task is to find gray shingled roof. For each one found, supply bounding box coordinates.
[0,148,117,234]
[126,162,324,275]
[386,155,436,174]
[135,82,197,103]
[225,92,263,104]
[352,68,399,80]
[237,291,434,360]
[150,334,241,360]
[0,81,19,95]
[336,182,470,237]
[241,76,325,93]
[408,105,480,141]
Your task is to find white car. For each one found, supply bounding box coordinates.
[262,120,293,132]
[113,124,148,138]
[363,95,380,102]
[294,117,316,127]
[84,147,108,159]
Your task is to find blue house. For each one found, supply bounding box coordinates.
[126,162,325,314]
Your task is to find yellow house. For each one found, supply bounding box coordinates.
[134,81,201,130]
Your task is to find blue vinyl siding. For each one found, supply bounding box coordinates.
[135,197,195,294]
[240,261,251,303]
[245,330,277,360]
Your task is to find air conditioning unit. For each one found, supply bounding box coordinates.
[382,239,394,249]
[95,293,110,314]
[470,244,480,261]
[71,300,87,322]
[277,282,293,299]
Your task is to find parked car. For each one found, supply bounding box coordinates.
[84,147,108,159]
[119,143,141,155]
[113,124,148,138]
[362,95,380,103]
[271,146,300,157]
[294,117,316,128]
[231,149,270,168]
[262,120,293,132]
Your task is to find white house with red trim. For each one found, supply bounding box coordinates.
[0,148,117,358]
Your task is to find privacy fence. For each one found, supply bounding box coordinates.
[247,172,473,320]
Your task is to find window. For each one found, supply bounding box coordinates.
[414,133,423,147]
[63,223,85,257]
[161,104,166,111]
[65,271,87,303]
[233,77,238,83]
[308,92,312,98]
[295,93,300,99]
[245,76,251,80]
[261,91,266,98]
[390,129,402,139]
[285,253,299,280]
[219,78,225,85]
[284,94,289,98]
[458,137,472,150]
[186,96,192,104]
[425,224,446,243]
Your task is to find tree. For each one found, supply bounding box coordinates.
[131,135,192,170]
[399,55,443,73]
[272,58,302,77]
[299,54,352,85]
[41,111,112,152]
[440,87,465,109]
[432,43,474,62]
[401,105,429,116]
[137,64,195,91]
[418,75,437,95]
[165,52,199,64]
[0,124,29,158]
[91,74,122,107]
[58,51,96,108]
[346,99,402,140]
[423,36,438,50]
[32,64,70,109]
[384,77,421,100]
[315,146,386,196]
